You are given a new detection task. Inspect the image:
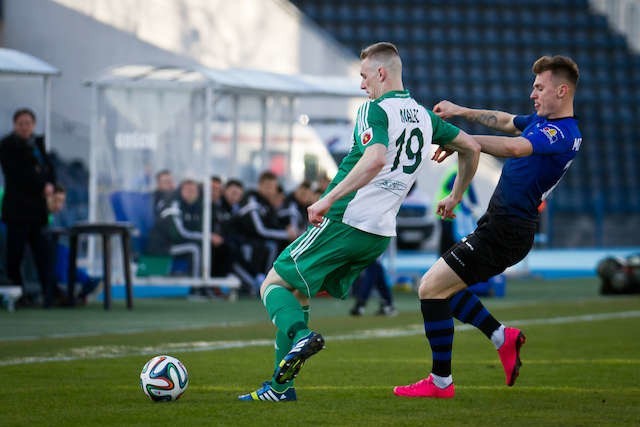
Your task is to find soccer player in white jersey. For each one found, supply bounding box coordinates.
[238,42,480,402]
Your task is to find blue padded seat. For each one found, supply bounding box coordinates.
[109,191,154,256]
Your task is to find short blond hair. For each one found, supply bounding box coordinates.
[360,42,400,60]
[360,42,402,75]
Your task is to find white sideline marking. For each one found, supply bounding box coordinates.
[1,320,254,342]
[2,310,639,366]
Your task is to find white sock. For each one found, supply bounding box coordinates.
[491,325,506,349]
[430,373,453,388]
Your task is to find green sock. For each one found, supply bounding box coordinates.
[271,305,309,393]
[262,285,311,341]
[273,305,310,372]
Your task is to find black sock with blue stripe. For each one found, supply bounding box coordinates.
[420,299,454,378]
[449,288,501,339]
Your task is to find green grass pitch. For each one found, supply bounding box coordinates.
[1,278,639,426]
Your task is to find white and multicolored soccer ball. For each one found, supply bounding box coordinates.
[140,355,189,402]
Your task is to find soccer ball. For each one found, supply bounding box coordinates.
[140,355,189,402]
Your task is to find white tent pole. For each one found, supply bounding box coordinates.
[201,86,213,281]
[87,84,100,274]
[230,94,239,178]
[260,96,268,173]
[43,76,52,150]
[88,85,99,223]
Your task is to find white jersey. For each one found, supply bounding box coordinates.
[324,90,460,236]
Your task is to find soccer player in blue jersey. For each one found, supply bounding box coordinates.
[394,55,581,398]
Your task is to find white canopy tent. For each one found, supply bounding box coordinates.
[0,48,60,150]
[86,64,363,289]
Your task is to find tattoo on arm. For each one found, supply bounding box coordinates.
[474,112,498,129]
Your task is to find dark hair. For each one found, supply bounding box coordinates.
[210,175,222,184]
[298,180,312,190]
[225,178,244,189]
[532,55,579,86]
[155,169,171,180]
[13,108,36,123]
[360,42,400,60]
[54,183,66,193]
[258,171,278,183]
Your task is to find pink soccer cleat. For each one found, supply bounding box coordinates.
[498,327,526,386]
[393,375,455,399]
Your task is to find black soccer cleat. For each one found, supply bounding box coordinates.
[274,331,325,384]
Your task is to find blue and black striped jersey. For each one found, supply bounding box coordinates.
[487,113,582,222]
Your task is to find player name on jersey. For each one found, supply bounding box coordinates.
[400,108,420,123]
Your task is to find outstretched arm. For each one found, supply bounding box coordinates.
[432,134,533,163]
[433,100,520,135]
[307,143,386,226]
[436,130,481,219]
[473,135,533,158]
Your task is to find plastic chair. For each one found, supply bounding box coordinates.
[109,191,154,255]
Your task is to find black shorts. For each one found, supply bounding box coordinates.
[442,212,536,286]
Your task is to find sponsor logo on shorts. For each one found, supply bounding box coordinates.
[463,239,474,251]
[451,250,466,267]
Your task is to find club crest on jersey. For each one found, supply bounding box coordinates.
[360,128,373,145]
[541,125,561,144]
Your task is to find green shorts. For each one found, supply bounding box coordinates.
[273,218,390,299]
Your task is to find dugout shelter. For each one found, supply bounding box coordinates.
[0,48,60,150]
[85,64,362,292]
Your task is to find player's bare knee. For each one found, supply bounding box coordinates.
[259,269,280,297]
[259,269,293,298]
[418,277,438,299]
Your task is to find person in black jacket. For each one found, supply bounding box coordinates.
[278,180,313,233]
[0,108,57,307]
[210,178,244,278]
[146,178,204,277]
[231,171,297,294]
[151,169,176,218]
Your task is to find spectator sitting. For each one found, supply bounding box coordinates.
[146,177,204,277]
[210,175,223,206]
[48,184,101,304]
[231,171,297,295]
[152,169,176,218]
[280,180,313,231]
[221,179,244,216]
[209,175,224,272]
[210,178,244,278]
